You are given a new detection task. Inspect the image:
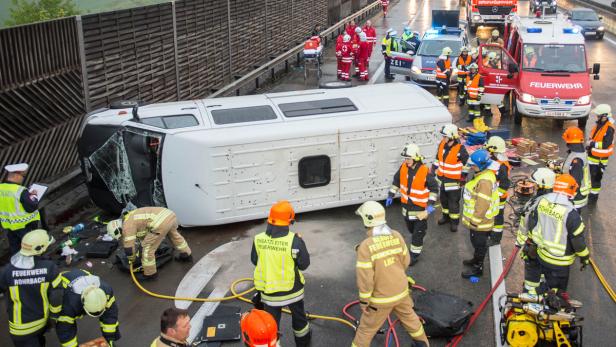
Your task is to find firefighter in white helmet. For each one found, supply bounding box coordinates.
[386,144,439,265]
[485,136,511,245]
[587,104,615,202]
[435,47,453,106]
[352,201,429,347]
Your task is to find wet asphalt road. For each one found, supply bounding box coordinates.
[1,1,615,346]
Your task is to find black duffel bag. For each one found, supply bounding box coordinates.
[413,290,474,337]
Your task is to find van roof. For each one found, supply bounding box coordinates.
[513,15,585,45]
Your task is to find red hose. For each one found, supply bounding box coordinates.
[446,246,520,347]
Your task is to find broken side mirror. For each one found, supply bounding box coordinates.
[592,63,600,80]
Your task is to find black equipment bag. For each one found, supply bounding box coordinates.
[114,239,173,272]
[413,290,474,337]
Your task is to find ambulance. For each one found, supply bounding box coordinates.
[77,83,451,226]
[476,14,600,127]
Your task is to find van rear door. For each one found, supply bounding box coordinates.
[477,44,518,105]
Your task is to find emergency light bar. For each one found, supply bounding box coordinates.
[563,27,579,34]
[527,27,542,33]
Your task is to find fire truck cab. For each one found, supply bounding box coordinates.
[467,0,518,33]
[476,15,600,127]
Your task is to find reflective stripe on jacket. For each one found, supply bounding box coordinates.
[462,170,499,231]
[0,183,40,231]
[436,58,451,79]
[436,140,463,180]
[563,151,591,207]
[589,121,614,158]
[253,232,305,299]
[465,73,484,100]
[456,55,472,76]
[399,164,430,207]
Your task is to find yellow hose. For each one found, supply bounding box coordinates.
[589,258,616,303]
[129,264,356,329]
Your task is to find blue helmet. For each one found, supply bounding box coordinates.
[469,149,492,171]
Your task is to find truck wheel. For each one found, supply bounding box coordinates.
[597,33,604,40]
[513,100,522,125]
[578,116,588,129]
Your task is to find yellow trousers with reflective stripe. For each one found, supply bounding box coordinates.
[352,295,429,347]
[142,215,191,275]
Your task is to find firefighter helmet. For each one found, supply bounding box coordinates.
[343,34,351,42]
[492,29,499,37]
[355,27,362,34]
[486,136,506,154]
[440,124,459,139]
[359,32,367,42]
[461,46,469,53]
[525,46,535,55]
[241,309,279,347]
[355,201,386,228]
[390,30,398,37]
[592,104,612,118]
[20,229,54,256]
[268,200,295,226]
[82,285,108,317]
[488,51,497,60]
[442,47,453,56]
[401,143,423,161]
[107,219,123,240]
[562,127,584,144]
[469,149,493,171]
[469,62,479,70]
[531,168,556,189]
[553,174,579,198]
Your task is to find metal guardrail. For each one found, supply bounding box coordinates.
[208,1,382,98]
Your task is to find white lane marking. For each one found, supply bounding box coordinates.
[489,244,506,347]
[603,36,616,46]
[187,286,228,343]
[175,262,221,309]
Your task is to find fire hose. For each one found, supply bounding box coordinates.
[589,258,616,303]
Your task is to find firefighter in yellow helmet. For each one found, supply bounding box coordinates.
[352,201,429,347]
[485,136,511,245]
[54,269,120,347]
[486,29,504,47]
[251,201,311,346]
[0,229,58,347]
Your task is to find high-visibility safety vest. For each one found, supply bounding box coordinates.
[436,140,464,180]
[382,37,398,56]
[456,55,472,76]
[0,183,40,231]
[399,164,430,207]
[465,74,483,100]
[563,152,591,205]
[253,232,305,297]
[462,170,500,226]
[523,55,537,68]
[589,121,614,158]
[530,193,583,266]
[436,58,451,79]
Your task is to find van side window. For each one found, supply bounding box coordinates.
[211,106,278,125]
[298,155,331,188]
[278,98,358,117]
[139,115,199,129]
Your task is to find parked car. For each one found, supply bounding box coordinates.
[566,7,605,40]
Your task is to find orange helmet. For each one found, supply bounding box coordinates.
[562,127,584,144]
[553,174,579,198]
[241,309,278,347]
[267,200,295,226]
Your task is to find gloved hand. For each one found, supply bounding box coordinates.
[580,256,590,271]
[416,211,429,220]
[426,205,435,214]
[385,196,394,207]
[104,330,121,346]
[252,292,264,310]
[124,248,136,263]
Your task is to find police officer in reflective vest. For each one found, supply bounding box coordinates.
[516,168,556,295]
[0,163,42,256]
[352,201,429,347]
[386,144,439,265]
[251,201,311,347]
[0,229,58,347]
[433,124,469,232]
[436,47,453,106]
[382,29,399,80]
[54,269,120,347]
[465,63,486,131]
[525,174,590,298]
[561,127,591,211]
[485,136,511,245]
[456,47,472,105]
[462,150,500,278]
[587,104,615,202]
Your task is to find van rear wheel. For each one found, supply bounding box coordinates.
[578,116,588,129]
[513,99,522,125]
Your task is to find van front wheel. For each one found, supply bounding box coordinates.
[578,116,588,129]
[513,100,522,125]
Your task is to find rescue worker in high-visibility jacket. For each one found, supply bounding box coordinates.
[338,34,354,81]
[525,174,590,297]
[107,207,192,281]
[352,201,429,347]
[485,136,511,245]
[251,201,311,347]
[561,127,591,211]
[0,163,42,256]
[380,0,389,17]
[516,168,556,295]
[386,144,439,265]
[464,63,487,131]
[353,27,363,76]
[357,32,371,81]
[462,150,500,278]
[382,29,399,80]
[456,47,472,105]
[486,29,504,47]
[0,229,58,347]
[362,20,377,63]
[336,33,344,78]
[436,47,453,106]
[400,27,421,54]
[433,124,469,232]
[54,269,120,347]
[587,104,615,202]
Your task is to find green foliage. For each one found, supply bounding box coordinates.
[6,0,79,26]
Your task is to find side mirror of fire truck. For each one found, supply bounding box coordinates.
[507,63,519,79]
[592,63,601,80]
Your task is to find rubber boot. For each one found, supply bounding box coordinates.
[411,340,428,347]
[450,219,459,232]
[410,253,420,267]
[461,263,483,278]
[473,117,489,132]
[437,214,450,225]
[463,257,479,266]
[589,194,599,204]
[295,330,312,347]
[175,252,193,262]
[136,272,158,281]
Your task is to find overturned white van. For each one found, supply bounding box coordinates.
[77,83,451,226]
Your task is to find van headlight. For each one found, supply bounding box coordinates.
[521,93,536,103]
[598,26,605,31]
[412,66,421,74]
[473,15,481,22]
[576,95,590,105]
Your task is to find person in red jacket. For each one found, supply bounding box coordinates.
[336,33,345,79]
[353,27,363,76]
[338,34,354,81]
[381,0,390,17]
[362,20,377,65]
[345,20,357,37]
[357,32,371,81]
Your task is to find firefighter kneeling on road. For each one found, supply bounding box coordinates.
[251,201,311,347]
[523,174,590,301]
[561,127,591,212]
[461,149,500,278]
[587,104,615,203]
[485,136,511,245]
[107,206,192,281]
[386,144,439,265]
[54,269,120,347]
[352,201,429,347]
[436,47,453,106]
[516,168,556,295]
[0,229,58,347]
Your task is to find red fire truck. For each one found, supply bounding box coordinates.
[476,14,600,127]
[467,0,518,33]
